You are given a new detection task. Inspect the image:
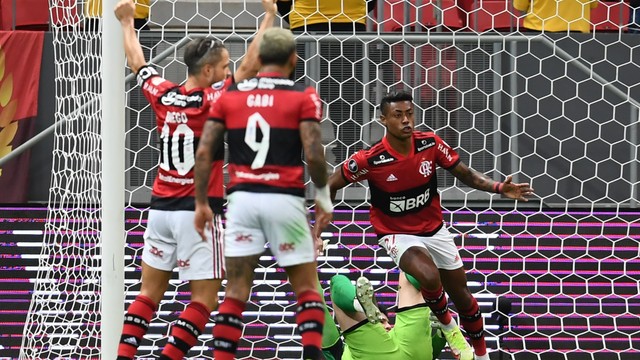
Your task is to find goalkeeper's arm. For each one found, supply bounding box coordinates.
[114,0,147,74]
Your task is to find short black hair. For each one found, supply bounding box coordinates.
[380,90,413,115]
[183,38,226,76]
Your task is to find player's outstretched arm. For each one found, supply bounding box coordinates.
[449,162,535,201]
[193,121,225,241]
[233,0,277,82]
[114,0,147,74]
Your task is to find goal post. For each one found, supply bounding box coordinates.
[101,0,125,357]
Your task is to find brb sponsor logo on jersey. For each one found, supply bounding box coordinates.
[389,187,431,213]
[387,159,435,213]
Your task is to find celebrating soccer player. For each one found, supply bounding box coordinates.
[318,90,535,360]
[194,27,334,360]
[114,0,276,359]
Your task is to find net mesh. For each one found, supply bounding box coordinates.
[20,0,640,359]
[20,1,102,358]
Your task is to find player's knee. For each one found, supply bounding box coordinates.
[401,263,440,289]
[414,270,442,289]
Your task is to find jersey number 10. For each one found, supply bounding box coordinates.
[159,123,195,175]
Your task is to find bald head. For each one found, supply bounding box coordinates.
[259,28,296,66]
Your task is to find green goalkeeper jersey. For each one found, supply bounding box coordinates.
[334,304,446,360]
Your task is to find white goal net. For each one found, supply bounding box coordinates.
[20,0,640,359]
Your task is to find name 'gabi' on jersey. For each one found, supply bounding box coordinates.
[208,74,322,197]
[340,131,461,237]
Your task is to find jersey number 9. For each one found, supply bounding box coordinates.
[245,112,271,169]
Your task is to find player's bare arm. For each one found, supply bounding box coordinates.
[449,162,535,201]
[233,0,277,82]
[311,170,348,239]
[114,0,147,73]
[301,122,327,188]
[193,121,226,240]
[300,121,333,233]
[328,169,349,202]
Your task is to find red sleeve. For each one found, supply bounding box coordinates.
[136,65,174,109]
[434,134,460,169]
[300,87,322,122]
[340,150,370,183]
[208,92,225,124]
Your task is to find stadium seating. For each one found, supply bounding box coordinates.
[0,0,48,30]
[0,0,80,30]
[591,1,631,32]
[375,0,466,31]
[373,0,632,33]
[469,0,521,32]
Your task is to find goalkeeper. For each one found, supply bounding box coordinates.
[320,272,452,360]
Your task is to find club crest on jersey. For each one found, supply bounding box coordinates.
[419,160,432,177]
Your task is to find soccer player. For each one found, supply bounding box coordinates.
[318,90,535,360]
[325,273,448,360]
[113,0,276,359]
[194,27,334,360]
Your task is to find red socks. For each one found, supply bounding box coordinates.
[296,290,325,360]
[159,301,211,360]
[212,297,246,360]
[421,286,453,325]
[117,295,157,360]
[458,299,487,356]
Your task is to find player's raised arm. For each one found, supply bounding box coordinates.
[114,0,146,74]
[233,0,278,82]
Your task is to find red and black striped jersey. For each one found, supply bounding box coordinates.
[137,66,231,212]
[341,131,461,236]
[208,73,322,196]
